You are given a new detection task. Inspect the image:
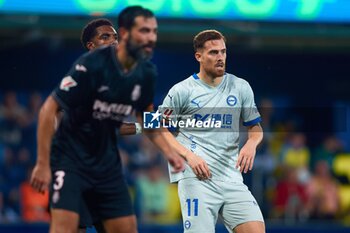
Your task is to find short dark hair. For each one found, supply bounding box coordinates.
[193,30,226,52]
[118,6,154,30]
[81,18,114,50]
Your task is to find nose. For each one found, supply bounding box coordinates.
[217,51,225,60]
[148,31,157,43]
[106,37,117,45]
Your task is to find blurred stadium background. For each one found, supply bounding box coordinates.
[1,0,350,232]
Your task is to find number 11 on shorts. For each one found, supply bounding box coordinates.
[186,198,199,216]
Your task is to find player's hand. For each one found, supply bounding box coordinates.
[236,142,256,173]
[30,163,51,194]
[168,152,185,173]
[185,151,211,180]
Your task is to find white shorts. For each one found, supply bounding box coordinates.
[178,178,264,233]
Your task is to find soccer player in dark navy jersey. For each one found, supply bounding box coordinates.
[51,41,150,189]
[80,18,142,136]
[30,6,186,233]
[77,18,138,233]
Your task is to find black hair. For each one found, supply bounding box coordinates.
[117,6,154,30]
[81,18,114,50]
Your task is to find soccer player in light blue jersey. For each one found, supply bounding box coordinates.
[160,30,265,233]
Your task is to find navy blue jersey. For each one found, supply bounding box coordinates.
[51,45,156,177]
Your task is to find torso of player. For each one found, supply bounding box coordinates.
[52,46,155,175]
[82,46,154,126]
[165,73,249,182]
[90,65,144,125]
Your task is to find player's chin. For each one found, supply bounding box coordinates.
[143,48,153,56]
[215,69,225,76]
[144,46,153,53]
[141,51,153,60]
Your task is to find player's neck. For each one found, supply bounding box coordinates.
[197,71,223,87]
[117,45,137,73]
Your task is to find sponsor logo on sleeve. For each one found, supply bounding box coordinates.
[59,76,77,91]
[75,64,87,72]
[163,108,174,120]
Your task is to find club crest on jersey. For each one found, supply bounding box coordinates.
[184,220,191,229]
[131,84,141,101]
[226,95,237,106]
[60,76,77,91]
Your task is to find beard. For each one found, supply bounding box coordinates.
[208,65,225,78]
[126,36,154,61]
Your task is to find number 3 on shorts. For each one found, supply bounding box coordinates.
[186,198,199,216]
[53,171,65,190]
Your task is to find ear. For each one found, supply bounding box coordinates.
[86,42,95,51]
[118,27,129,40]
[195,52,201,62]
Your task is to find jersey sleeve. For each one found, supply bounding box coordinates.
[241,81,261,126]
[52,54,94,110]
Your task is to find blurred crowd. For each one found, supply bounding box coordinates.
[0,91,349,226]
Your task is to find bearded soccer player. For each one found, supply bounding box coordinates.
[30,6,187,233]
[160,30,265,233]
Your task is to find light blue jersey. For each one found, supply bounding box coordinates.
[160,73,261,183]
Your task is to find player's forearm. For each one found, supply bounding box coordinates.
[144,129,173,155]
[37,96,58,166]
[161,130,189,160]
[246,124,263,148]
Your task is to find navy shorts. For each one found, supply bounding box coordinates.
[50,169,133,227]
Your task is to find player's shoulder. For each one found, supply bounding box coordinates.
[225,72,251,87]
[170,74,196,92]
[140,59,157,77]
[77,45,114,68]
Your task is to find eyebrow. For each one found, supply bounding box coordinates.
[99,32,117,36]
[98,32,118,37]
[208,48,226,52]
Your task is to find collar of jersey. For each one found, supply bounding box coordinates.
[111,45,139,78]
[192,72,227,89]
